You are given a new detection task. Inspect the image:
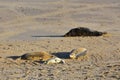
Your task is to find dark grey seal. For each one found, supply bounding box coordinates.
[64,27,107,37]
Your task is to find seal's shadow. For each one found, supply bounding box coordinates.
[7,56,20,60]
[32,35,63,37]
[52,52,70,59]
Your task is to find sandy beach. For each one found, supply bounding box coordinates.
[0,0,120,80]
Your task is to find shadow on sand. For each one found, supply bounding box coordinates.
[7,56,20,60]
[32,35,63,38]
[52,52,70,59]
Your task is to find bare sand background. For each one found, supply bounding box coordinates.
[0,0,120,80]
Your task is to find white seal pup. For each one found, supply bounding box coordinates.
[70,48,87,59]
[45,57,65,64]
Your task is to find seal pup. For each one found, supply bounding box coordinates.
[20,51,53,61]
[64,27,107,37]
[45,57,65,64]
[70,48,87,59]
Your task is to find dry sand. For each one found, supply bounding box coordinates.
[0,0,120,80]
